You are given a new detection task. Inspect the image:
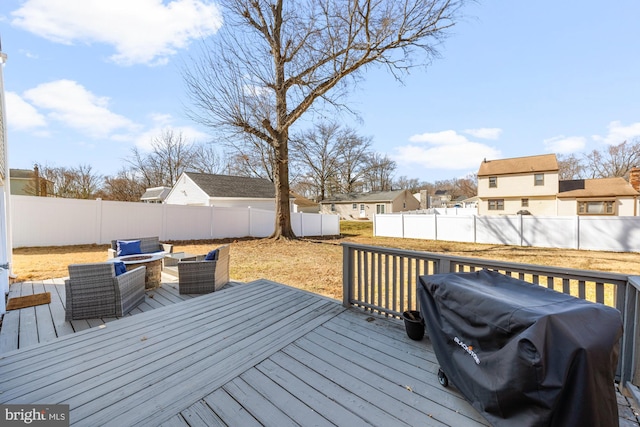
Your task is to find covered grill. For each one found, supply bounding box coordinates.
[418,269,623,427]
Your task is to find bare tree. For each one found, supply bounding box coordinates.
[455,174,478,199]
[583,139,640,179]
[557,154,587,180]
[183,0,466,239]
[191,144,228,175]
[73,164,102,199]
[35,164,101,199]
[335,130,372,195]
[363,153,396,192]
[225,136,277,181]
[394,176,423,192]
[291,122,366,200]
[98,168,146,201]
[127,129,196,187]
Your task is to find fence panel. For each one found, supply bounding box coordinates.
[249,208,274,238]
[100,200,165,244]
[436,216,475,242]
[11,196,338,247]
[375,213,640,252]
[522,216,576,249]
[580,217,640,252]
[403,214,436,239]
[12,197,98,246]
[475,216,521,245]
[374,214,404,237]
[162,205,214,241]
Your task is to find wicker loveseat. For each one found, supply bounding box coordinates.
[65,263,146,321]
[107,236,173,259]
[177,244,230,294]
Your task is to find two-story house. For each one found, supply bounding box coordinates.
[477,154,560,215]
[477,154,639,216]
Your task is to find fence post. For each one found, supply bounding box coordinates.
[342,244,354,307]
[620,278,639,387]
[95,198,102,245]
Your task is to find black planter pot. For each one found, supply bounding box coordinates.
[402,310,425,341]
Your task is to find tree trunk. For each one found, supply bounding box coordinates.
[271,135,296,240]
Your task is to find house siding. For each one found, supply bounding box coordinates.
[320,190,420,220]
[557,197,637,216]
[164,174,211,205]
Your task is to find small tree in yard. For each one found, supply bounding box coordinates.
[184,0,467,239]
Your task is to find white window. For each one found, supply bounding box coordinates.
[489,176,497,188]
[376,204,385,214]
[488,199,504,210]
[578,201,615,215]
[330,203,336,212]
[352,203,357,210]
[534,174,544,186]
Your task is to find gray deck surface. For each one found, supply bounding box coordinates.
[1,277,639,426]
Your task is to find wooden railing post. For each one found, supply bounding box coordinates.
[342,244,354,307]
[622,277,640,389]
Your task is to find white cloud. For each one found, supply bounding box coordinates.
[408,130,469,145]
[463,127,503,140]
[396,130,501,170]
[10,0,223,66]
[593,121,640,145]
[134,124,210,151]
[5,92,48,132]
[23,79,140,138]
[543,135,586,154]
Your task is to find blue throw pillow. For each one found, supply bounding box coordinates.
[117,240,141,256]
[113,261,127,276]
[204,249,219,261]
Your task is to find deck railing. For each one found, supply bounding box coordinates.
[341,242,640,394]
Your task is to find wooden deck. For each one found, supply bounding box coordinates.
[1,278,639,426]
[0,272,193,353]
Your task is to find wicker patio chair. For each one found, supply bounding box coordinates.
[177,244,230,294]
[107,236,173,258]
[65,262,146,321]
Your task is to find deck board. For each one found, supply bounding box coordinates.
[1,278,637,426]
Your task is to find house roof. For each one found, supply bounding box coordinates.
[320,190,408,204]
[10,169,34,179]
[290,191,318,208]
[140,186,171,201]
[558,178,639,198]
[478,154,558,177]
[185,172,275,198]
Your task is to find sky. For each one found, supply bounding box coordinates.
[1,0,639,184]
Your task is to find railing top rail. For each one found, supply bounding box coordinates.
[629,276,640,291]
[341,242,629,284]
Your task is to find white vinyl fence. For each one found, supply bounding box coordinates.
[11,195,339,248]
[374,213,640,253]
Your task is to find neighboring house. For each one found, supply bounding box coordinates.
[319,190,420,220]
[164,172,282,210]
[433,189,452,207]
[9,168,53,196]
[456,195,479,209]
[477,154,639,216]
[291,191,320,213]
[557,178,639,215]
[140,186,171,203]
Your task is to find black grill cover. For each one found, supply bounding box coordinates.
[418,270,622,427]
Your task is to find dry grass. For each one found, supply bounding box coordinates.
[12,221,640,300]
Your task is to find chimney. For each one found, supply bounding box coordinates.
[630,167,640,192]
